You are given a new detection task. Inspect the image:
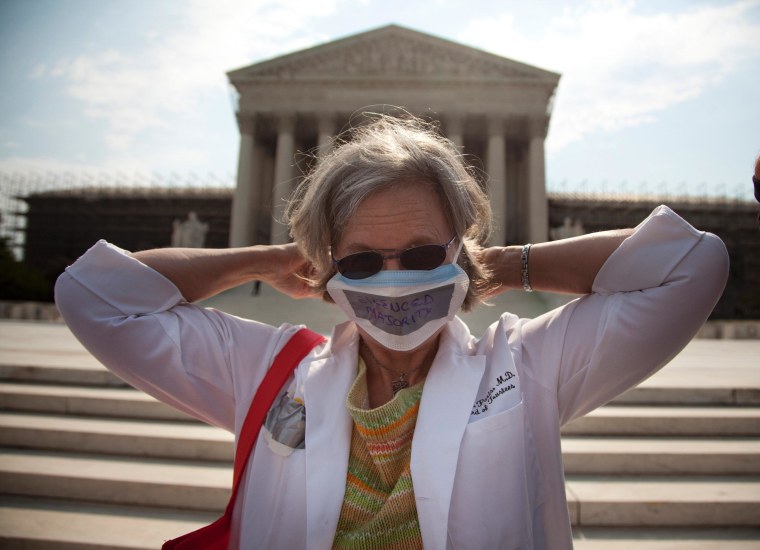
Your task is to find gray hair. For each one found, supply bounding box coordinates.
[285,112,494,311]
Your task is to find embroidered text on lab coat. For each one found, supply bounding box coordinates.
[471,370,516,415]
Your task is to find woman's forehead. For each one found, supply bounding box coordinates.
[336,184,451,251]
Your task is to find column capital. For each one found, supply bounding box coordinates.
[444,113,465,149]
[317,113,337,158]
[317,113,337,134]
[445,113,464,133]
[236,114,255,135]
[487,117,506,136]
[277,113,296,133]
[528,116,549,139]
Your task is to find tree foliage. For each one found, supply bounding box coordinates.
[0,237,53,301]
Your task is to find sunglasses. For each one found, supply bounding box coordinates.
[333,235,458,280]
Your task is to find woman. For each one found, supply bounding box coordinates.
[55,115,728,549]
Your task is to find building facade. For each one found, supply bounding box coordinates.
[20,187,758,319]
[226,25,561,247]
[22,188,231,284]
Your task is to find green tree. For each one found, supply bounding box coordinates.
[0,237,53,301]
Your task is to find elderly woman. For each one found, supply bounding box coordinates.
[55,115,728,549]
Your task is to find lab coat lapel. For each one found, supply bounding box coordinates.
[304,324,356,550]
[411,322,486,550]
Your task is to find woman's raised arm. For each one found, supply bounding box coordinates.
[481,228,634,296]
[132,242,318,302]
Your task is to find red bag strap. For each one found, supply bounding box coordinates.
[231,327,326,488]
[162,327,326,550]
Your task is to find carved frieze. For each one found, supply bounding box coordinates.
[235,29,555,83]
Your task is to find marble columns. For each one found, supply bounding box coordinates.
[229,116,255,248]
[446,114,464,150]
[269,115,296,245]
[318,114,336,158]
[487,118,507,246]
[528,119,548,244]
[229,112,549,248]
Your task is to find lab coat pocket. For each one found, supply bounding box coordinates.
[447,401,537,549]
[263,393,306,456]
[243,431,308,547]
[465,400,522,435]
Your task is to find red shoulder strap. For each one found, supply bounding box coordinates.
[162,327,326,550]
[232,327,326,488]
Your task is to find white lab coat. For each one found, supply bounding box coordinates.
[55,206,728,549]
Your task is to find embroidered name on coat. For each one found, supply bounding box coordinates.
[471,370,516,415]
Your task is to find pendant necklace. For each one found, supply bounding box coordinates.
[361,342,429,395]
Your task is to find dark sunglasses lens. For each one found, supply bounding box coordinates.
[337,252,384,279]
[400,245,446,270]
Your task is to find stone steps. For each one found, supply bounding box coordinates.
[2,410,759,475]
[572,527,760,549]
[561,435,760,475]
[2,496,757,550]
[5,380,760,434]
[3,359,759,404]
[1,322,759,547]
[0,411,233,461]
[0,495,217,550]
[0,382,188,421]
[0,448,230,512]
[2,447,759,528]
[565,476,760,527]
[0,363,126,388]
[562,404,760,436]
[615,385,760,406]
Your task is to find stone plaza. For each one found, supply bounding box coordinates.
[0,284,759,547]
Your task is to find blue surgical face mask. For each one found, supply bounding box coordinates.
[326,262,470,352]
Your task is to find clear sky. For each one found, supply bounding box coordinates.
[1,0,759,200]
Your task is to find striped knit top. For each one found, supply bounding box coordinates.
[332,359,425,550]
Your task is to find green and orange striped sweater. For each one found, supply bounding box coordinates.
[332,359,425,550]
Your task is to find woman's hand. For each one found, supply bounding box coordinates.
[133,242,322,303]
[477,246,520,298]
[263,243,321,300]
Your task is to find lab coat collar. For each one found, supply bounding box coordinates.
[411,317,486,550]
[304,318,486,550]
[304,321,357,550]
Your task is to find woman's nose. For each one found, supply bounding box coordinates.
[384,257,403,271]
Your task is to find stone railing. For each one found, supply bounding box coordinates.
[0,302,62,323]
[697,320,760,340]
[1,300,758,340]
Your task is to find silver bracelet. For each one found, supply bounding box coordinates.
[521,244,533,292]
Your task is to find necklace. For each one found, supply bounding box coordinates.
[361,341,430,395]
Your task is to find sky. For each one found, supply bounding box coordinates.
[1,0,759,200]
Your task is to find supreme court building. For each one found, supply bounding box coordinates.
[226,25,560,247]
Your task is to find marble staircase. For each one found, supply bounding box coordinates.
[0,321,758,548]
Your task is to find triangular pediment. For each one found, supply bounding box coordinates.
[228,25,560,84]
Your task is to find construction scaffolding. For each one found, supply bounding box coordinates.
[0,172,234,261]
[1,171,758,318]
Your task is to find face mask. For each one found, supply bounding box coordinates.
[326,262,469,352]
